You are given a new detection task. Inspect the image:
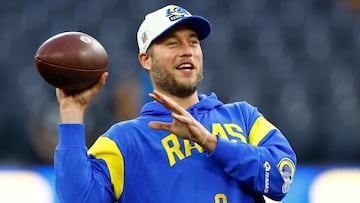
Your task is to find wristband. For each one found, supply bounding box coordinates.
[200,132,210,146]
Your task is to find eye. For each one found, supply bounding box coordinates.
[166,40,178,46]
[190,39,199,46]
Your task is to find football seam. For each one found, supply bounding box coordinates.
[35,57,107,72]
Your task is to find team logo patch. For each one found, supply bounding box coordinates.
[141,32,148,44]
[166,5,190,21]
[278,158,295,193]
[263,161,271,193]
[264,161,271,171]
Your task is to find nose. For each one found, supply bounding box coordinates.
[179,43,193,57]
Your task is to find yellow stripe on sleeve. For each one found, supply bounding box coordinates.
[248,116,276,146]
[88,136,124,200]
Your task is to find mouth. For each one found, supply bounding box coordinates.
[176,63,194,70]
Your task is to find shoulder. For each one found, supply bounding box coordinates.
[219,101,263,123]
[222,101,259,113]
[100,117,148,141]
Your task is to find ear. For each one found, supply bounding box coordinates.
[138,53,151,71]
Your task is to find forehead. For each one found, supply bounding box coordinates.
[154,24,199,42]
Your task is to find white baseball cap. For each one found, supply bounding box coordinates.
[137,5,212,53]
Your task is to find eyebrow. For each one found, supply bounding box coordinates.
[161,31,198,42]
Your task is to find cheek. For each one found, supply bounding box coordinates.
[194,46,203,58]
[194,50,203,65]
[154,47,173,58]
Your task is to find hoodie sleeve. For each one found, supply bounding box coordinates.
[54,124,116,203]
[208,104,296,201]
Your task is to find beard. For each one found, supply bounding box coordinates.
[150,58,203,98]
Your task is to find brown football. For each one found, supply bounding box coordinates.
[34,31,108,91]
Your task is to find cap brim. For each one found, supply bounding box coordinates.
[177,16,211,40]
[153,15,211,43]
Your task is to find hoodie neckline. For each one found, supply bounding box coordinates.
[140,92,223,116]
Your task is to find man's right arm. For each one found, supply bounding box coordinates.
[54,73,114,202]
[55,123,115,203]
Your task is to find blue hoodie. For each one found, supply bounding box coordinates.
[55,93,296,203]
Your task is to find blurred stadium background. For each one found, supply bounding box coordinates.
[0,0,359,202]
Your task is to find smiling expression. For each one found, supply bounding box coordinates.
[146,25,204,98]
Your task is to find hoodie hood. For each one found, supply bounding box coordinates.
[140,93,223,116]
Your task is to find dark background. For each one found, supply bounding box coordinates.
[0,0,359,165]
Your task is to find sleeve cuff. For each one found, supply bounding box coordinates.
[58,123,86,147]
[208,135,239,166]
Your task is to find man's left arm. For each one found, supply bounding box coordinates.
[209,115,296,201]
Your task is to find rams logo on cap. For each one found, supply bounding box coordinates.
[166,5,190,21]
[278,158,295,193]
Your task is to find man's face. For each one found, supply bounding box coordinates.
[148,25,204,98]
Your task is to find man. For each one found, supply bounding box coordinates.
[55,5,296,203]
